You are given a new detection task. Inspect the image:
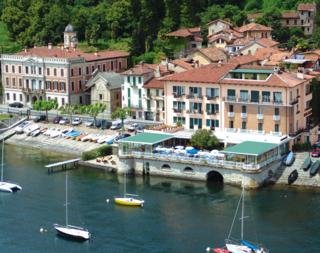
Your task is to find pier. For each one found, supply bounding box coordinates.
[45,158,81,174]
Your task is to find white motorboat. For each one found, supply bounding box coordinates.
[54,171,90,241]
[50,129,62,138]
[24,124,40,136]
[81,134,94,142]
[31,129,41,137]
[14,121,31,134]
[0,140,22,193]
[97,135,109,144]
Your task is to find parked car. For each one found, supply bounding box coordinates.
[94,119,102,128]
[114,133,131,143]
[53,116,63,124]
[71,117,82,126]
[101,120,112,129]
[127,123,138,132]
[311,149,320,158]
[32,115,46,122]
[9,102,23,108]
[110,121,122,130]
[84,119,94,127]
[59,117,70,125]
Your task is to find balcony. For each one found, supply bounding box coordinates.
[227,96,236,102]
[206,95,219,100]
[228,112,235,117]
[224,96,284,106]
[187,110,202,114]
[273,115,280,121]
[173,108,183,113]
[187,94,203,100]
[206,111,217,115]
[241,113,247,119]
[257,114,264,120]
[289,97,298,105]
[173,93,185,99]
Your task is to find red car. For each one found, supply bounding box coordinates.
[311,149,320,157]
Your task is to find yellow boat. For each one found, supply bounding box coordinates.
[114,194,144,207]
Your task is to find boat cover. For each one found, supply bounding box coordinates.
[240,240,258,250]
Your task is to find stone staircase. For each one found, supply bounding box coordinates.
[272,152,320,187]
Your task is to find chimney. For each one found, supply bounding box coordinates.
[24,47,28,53]
[94,51,98,56]
[48,43,52,50]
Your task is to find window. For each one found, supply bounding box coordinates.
[12,65,15,73]
[99,94,103,100]
[242,105,246,113]
[19,79,22,87]
[229,121,234,128]
[119,62,122,70]
[18,66,21,73]
[47,68,50,75]
[19,94,22,102]
[13,93,16,101]
[26,79,29,88]
[241,121,246,129]
[38,67,41,75]
[97,65,100,71]
[79,96,82,104]
[294,19,297,25]
[262,91,270,102]
[92,66,95,73]
[111,61,114,70]
[78,67,81,75]
[54,68,57,76]
[79,80,82,90]
[227,89,236,101]
[286,20,289,25]
[229,104,234,112]
[273,92,282,104]
[86,66,89,75]
[6,93,9,100]
[139,89,142,98]
[240,90,248,102]
[71,82,74,91]
[138,76,142,83]
[133,77,136,86]
[251,90,259,102]
[258,122,263,131]
[275,124,279,132]
[12,78,15,86]
[61,69,64,77]
[62,98,65,105]
[128,88,131,98]
[5,77,9,86]
[103,64,106,71]
[275,108,280,115]
[127,76,130,83]
[5,65,8,72]
[25,66,29,74]
[71,69,74,76]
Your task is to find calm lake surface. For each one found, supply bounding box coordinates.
[0,144,319,253]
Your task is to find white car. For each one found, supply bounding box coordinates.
[59,118,70,125]
[84,120,94,127]
[127,123,138,132]
[71,118,82,126]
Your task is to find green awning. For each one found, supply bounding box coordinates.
[230,69,273,74]
[222,141,278,156]
[118,132,173,145]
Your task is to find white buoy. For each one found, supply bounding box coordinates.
[206,247,211,252]
[40,227,44,233]
[106,198,110,203]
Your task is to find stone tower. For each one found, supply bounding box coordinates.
[64,24,78,49]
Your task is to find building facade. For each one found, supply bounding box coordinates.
[1,24,129,107]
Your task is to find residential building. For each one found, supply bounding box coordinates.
[166,27,203,57]
[280,3,317,35]
[1,24,129,107]
[237,23,272,39]
[191,47,228,66]
[207,19,233,37]
[238,38,279,56]
[85,71,123,118]
[162,63,316,145]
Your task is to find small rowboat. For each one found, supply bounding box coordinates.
[288,169,298,185]
[310,160,320,177]
[302,157,312,171]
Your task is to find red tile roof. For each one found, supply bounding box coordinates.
[281,11,299,19]
[254,47,280,61]
[166,27,201,38]
[171,59,194,70]
[220,71,312,88]
[256,38,279,48]
[228,55,259,65]
[122,64,154,75]
[231,38,252,46]
[195,47,228,62]
[16,47,129,61]
[161,63,236,83]
[238,22,272,32]
[297,3,316,11]
[143,77,164,89]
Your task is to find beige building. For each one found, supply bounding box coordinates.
[1,24,129,107]
[207,19,233,37]
[237,23,272,39]
[191,47,228,66]
[162,63,316,145]
[85,71,123,117]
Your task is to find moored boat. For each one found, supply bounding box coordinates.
[288,169,298,185]
[302,157,312,171]
[283,151,294,166]
[114,194,144,207]
[310,160,320,177]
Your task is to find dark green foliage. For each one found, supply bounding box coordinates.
[82,145,112,161]
[311,78,320,126]
[292,142,311,152]
[190,129,220,150]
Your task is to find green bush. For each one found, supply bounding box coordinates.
[292,142,311,152]
[82,145,112,161]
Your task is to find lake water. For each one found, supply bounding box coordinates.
[0,144,319,253]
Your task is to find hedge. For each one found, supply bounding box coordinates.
[82,145,112,161]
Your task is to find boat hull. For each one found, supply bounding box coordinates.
[0,181,22,193]
[288,169,298,185]
[302,157,312,171]
[310,160,320,177]
[54,224,90,241]
[114,197,144,207]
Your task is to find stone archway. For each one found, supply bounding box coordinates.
[183,166,194,173]
[161,164,171,170]
[206,170,223,183]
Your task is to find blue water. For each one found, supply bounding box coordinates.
[0,144,319,253]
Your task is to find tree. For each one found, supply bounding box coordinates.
[190,129,219,150]
[32,99,58,121]
[86,103,106,127]
[111,107,131,130]
[59,104,75,122]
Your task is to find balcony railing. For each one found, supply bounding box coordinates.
[224,96,284,105]
[173,93,185,98]
[206,95,219,100]
[273,115,280,121]
[173,108,184,113]
[206,111,218,115]
[227,111,235,117]
[289,98,298,105]
[257,114,264,120]
[241,113,247,118]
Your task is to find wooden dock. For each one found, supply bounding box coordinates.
[45,158,81,174]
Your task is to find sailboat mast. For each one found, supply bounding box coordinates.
[124,171,126,196]
[1,139,4,181]
[241,178,245,240]
[66,171,68,226]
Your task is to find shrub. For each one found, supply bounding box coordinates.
[82,145,112,161]
[292,142,311,152]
